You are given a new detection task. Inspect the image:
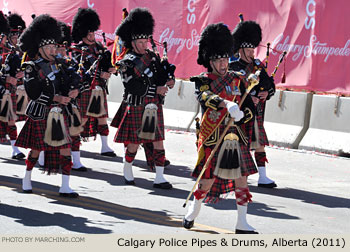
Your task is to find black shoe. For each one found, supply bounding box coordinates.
[235,229,259,234]
[164,159,171,167]
[153,182,172,189]
[183,218,194,229]
[12,153,25,160]
[124,178,135,185]
[72,166,88,172]
[100,151,117,157]
[23,189,33,194]
[258,182,277,188]
[59,192,79,198]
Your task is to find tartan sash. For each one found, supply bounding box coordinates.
[196,72,241,166]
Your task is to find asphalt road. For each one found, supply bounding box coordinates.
[0,123,349,235]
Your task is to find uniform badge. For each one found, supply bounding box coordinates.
[25,65,33,73]
[200,85,209,92]
[233,86,241,95]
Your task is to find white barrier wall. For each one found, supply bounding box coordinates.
[299,95,350,154]
[264,90,312,149]
[107,77,350,155]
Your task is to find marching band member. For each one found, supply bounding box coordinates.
[16,14,80,198]
[183,23,258,233]
[39,21,86,172]
[71,8,116,160]
[0,11,25,159]
[111,8,174,189]
[230,20,277,188]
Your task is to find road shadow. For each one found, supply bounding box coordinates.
[0,203,112,234]
[0,175,183,233]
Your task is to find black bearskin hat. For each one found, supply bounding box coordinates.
[0,11,10,35]
[7,13,26,35]
[58,21,72,47]
[19,14,61,58]
[197,23,233,70]
[71,8,100,43]
[232,21,262,54]
[115,7,154,49]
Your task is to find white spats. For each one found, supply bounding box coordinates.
[38,151,44,167]
[185,198,204,221]
[10,140,22,156]
[235,204,255,231]
[258,166,275,184]
[123,161,134,182]
[59,175,75,194]
[100,135,114,153]
[154,166,168,184]
[22,170,32,191]
[71,151,84,169]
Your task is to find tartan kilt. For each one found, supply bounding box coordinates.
[0,121,7,142]
[80,117,98,139]
[256,101,269,146]
[192,123,257,203]
[114,96,165,144]
[15,105,71,151]
[240,120,254,147]
[78,89,108,119]
[43,150,60,174]
[110,101,125,128]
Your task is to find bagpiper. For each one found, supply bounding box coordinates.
[0,11,25,159]
[38,20,85,172]
[71,8,116,162]
[229,20,277,188]
[183,23,258,234]
[111,8,174,189]
[16,14,80,197]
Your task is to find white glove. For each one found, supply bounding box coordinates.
[226,102,244,122]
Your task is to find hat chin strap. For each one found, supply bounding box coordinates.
[241,49,254,63]
[211,62,226,77]
[40,48,54,62]
[132,41,144,55]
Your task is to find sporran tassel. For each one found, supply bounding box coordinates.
[86,87,106,117]
[16,85,29,115]
[44,107,70,146]
[69,105,83,136]
[138,103,158,140]
[214,133,242,180]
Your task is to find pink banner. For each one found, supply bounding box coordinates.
[2,0,350,94]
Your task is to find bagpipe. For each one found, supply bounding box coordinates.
[0,44,21,78]
[149,35,176,83]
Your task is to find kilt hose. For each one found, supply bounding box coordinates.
[192,123,257,203]
[0,122,18,142]
[15,105,71,151]
[113,97,165,145]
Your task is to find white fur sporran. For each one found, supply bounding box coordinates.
[214,133,242,180]
[69,105,83,136]
[16,85,29,115]
[86,86,106,117]
[138,103,158,140]
[44,107,70,147]
[0,91,18,122]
